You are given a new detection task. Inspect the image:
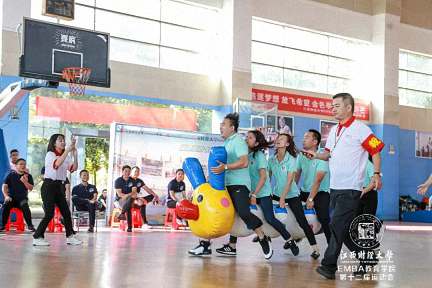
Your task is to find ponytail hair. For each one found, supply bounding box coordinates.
[248,130,273,158]
[277,133,297,158]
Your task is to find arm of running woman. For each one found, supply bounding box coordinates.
[279,172,294,208]
[417,173,432,195]
[211,156,248,175]
[251,168,267,205]
[307,171,326,209]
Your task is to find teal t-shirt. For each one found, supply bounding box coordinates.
[268,152,300,199]
[363,160,374,188]
[296,153,330,193]
[224,133,251,190]
[248,151,272,198]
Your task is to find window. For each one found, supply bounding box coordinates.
[31,0,220,76]
[251,18,368,95]
[399,51,432,109]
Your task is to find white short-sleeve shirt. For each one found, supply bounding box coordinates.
[325,117,384,191]
[44,151,73,181]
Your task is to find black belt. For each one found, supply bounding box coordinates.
[44,178,66,184]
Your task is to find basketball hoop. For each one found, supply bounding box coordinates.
[62,67,91,96]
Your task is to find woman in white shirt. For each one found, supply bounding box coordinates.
[33,134,82,246]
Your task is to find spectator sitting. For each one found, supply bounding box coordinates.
[166,169,186,209]
[71,170,98,233]
[98,189,108,212]
[1,158,35,232]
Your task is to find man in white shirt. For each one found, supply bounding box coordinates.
[304,93,384,280]
[9,149,19,171]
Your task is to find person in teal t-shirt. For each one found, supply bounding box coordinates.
[357,156,378,215]
[268,133,320,259]
[246,130,299,256]
[296,129,331,244]
[188,113,273,260]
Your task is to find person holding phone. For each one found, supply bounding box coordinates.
[33,134,82,246]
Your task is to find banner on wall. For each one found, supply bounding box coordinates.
[252,88,370,121]
[106,123,223,223]
[415,131,432,159]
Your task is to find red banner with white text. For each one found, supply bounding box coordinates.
[252,88,370,121]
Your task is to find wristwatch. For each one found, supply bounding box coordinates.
[250,194,257,198]
[374,172,383,177]
[224,164,228,170]
[307,197,314,202]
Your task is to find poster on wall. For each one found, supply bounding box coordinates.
[320,120,338,149]
[107,123,223,224]
[267,115,294,136]
[415,131,432,159]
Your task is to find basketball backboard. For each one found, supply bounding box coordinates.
[19,18,111,87]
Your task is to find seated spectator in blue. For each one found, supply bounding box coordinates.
[72,169,98,233]
[98,189,108,212]
[115,165,137,232]
[166,169,186,208]
[1,158,35,232]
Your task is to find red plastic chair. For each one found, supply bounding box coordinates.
[5,208,25,232]
[48,207,63,232]
[119,208,143,231]
[164,208,186,230]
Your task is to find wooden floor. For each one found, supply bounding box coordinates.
[0,222,430,288]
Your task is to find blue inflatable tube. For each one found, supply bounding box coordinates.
[0,129,10,203]
[182,157,206,190]
[208,146,227,191]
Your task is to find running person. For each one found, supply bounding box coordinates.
[247,130,299,255]
[269,133,320,259]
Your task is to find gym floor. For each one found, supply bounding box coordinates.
[0,222,430,288]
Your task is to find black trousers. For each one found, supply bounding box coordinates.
[2,197,34,228]
[121,194,154,228]
[72,197,97,227]
[321,189,363,273]
[257,196,291,240]
[300,191,331,243]
[358,190,378,216]
[272,195,317,246]
[34,179,74,238]
[228,185,263,244]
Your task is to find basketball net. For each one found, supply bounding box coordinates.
[62,67,91,97]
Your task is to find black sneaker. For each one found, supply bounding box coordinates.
[216,244,237,256]
[316,266,336,280]
[258,237,273,260]
[88,226,94,233]
[311,251,320,260]
[127,227,132,232]
[188,241,212,256]
[27,226,36,232]
[283,240,299,256]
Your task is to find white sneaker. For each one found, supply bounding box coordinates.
[33,238,50,246]
[142,223,151,229]
[66,235,83,246]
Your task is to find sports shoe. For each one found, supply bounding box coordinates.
[27,226,36,232]
[188,241,212,256]
[33,237,50,246]
[283,239,299,256]
[258,236,273,260]
[127,227,132,232]
[216,244,237,256]
[66,235,83,246]
[316,266,336,280]
[87,226,94,233]
[252,235,271,243]
[142,223,151,229]
[311,251,320,260]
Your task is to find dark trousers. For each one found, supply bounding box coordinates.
[2,197,34,228]
[121,194,154,228]
[72,197,97,227]
[167,199,177,208]
[34,180,74,238]
[257,196,291,240]
[358,190,378,216]
[300,191,331,243]
[272,195,317,246]
[321,189,362,273]
[228,185,263,244]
